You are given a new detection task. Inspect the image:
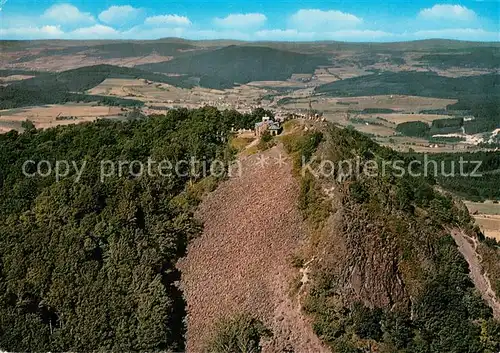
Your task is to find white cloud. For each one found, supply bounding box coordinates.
[98,5,142,26]
[418,4,477,21]
[0,25,64,39]
[144,14,191,27]
[290,9,362,31]
[214,13,267,29]
[0,4,497,43]
[69,24,120,39]
[41,25,64,36]
[42,4,95,26]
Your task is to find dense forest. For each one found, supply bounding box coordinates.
[360,108,396,114]
[0,65,195,109]
[418,47,500,69]
[0,69,46,77]
[14,42,199,63]
[315,72,500,98]
[406,151,500,201]
[138,45,329,89]
[0,107,269,351]
[395,118,465,138]
[284,125,500,352]
[1,107,499,352]
[449,97,500,134]
[395,121,431,138]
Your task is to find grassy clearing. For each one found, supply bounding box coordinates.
[466,201,500,216]
[475,216,500,241]
[298,173,332,229]
[230,136,255,151]
[204,313,270,353]
[280,123,330,228]
[373,113,455,124]
[0,103,125,131]
[280,126,323,173]
[282,119,300,133]
[242,145,260,156]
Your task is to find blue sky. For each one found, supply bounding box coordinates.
[0,0,498,41]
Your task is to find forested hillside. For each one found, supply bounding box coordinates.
[419,47,500,69]
[0,107,261,351]
[138,45,329,89]
[315,71,500,98]
[0,69,45,77]
[407,151,500,201]
[1,110,500,352]
[14,42,199,63]
[0,65,194,109]
[315,72,500,133]
[283,123,500,352]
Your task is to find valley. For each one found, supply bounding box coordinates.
[2,39,498,155]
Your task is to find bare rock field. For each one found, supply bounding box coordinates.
[177,146,328,352]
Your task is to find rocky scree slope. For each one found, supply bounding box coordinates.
[177,145,329,352]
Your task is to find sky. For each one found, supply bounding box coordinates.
[0,0,499,41]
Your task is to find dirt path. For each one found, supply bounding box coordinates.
[177,145,329,353]
[450,229,500,319]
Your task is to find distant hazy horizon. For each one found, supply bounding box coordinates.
[1,37,500,44]
[0,1,499,42]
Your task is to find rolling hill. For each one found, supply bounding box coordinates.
[137,45,330,89]
[0,64,195,109]
[13,42,202,63]
[315,71,500,133]
[315,71,500,98]
[418,47,500,69]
